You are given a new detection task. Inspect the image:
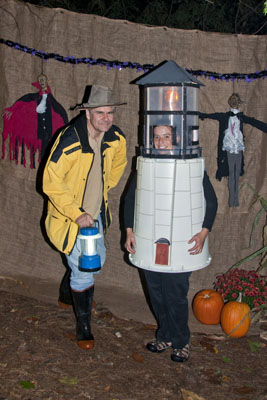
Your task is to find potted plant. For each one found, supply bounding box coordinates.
[214,184,267,323]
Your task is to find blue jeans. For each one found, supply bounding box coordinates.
[66,214,106,291]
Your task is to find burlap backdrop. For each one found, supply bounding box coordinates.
[0,0,266,301]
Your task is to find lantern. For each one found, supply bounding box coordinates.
[134,60,203,158]
[77,225,102,272]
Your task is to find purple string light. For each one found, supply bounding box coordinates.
[1,38,267,81]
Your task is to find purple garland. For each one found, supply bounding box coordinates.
[186,68,266,83]
[1,38,267,82]
[0,39,152,72]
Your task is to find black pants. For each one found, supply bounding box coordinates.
[227,151,242,207]
[144,270,191,349]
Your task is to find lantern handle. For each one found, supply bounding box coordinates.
[93,219,99,231]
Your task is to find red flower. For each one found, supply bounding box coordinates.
[213,269,267,310]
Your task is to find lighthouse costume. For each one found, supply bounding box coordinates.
[124,61,217,362]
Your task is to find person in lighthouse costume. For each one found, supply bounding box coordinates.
[124,61,218,363]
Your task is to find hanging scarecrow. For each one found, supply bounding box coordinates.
[2,74,68,168]
[199,93,267,207]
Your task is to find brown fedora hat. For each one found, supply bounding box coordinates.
[76,85,126,109]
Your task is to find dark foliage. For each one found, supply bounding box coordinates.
[18,0,267,35]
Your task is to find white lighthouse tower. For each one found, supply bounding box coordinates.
[130,60,211,273]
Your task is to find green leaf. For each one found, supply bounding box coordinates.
[19,380,35,389]
[249,208,265,247]
[258,256,267,273]
[59,377,78,386]
[230,246,267,270]
[222,355,233,364]
[260,197,267,212]
[247,339,260,353]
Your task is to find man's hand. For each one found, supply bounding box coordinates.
[188,228,209,255]
[75,213,94,228]
[125,228,136,254]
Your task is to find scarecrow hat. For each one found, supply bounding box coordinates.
[76,85,126,109]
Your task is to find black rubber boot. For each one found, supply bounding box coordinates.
[58,267,73,309]
[71,286,95,350]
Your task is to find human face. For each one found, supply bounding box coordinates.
[86,106,115,137]
[38,74,48,91]
[153,126,173,150]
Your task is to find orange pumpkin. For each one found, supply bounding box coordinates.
[192,289,224,325]
[220,293,251,338]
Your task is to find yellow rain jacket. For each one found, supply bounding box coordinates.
[43,114,127,254]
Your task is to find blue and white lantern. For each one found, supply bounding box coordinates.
[78,225,102,272]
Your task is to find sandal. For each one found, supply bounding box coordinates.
[146,340,172,353]
[171,344,190,362]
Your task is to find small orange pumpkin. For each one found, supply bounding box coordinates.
[220,293,251,338]
[192,289,224,325]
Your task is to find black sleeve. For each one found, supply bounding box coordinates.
[198,112,223,121]
[242,115,267,133]
[123,171,137,229]
[202,171,218,231]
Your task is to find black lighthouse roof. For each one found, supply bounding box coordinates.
[133,60,204,87]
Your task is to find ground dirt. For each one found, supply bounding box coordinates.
[0,290,267,400]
